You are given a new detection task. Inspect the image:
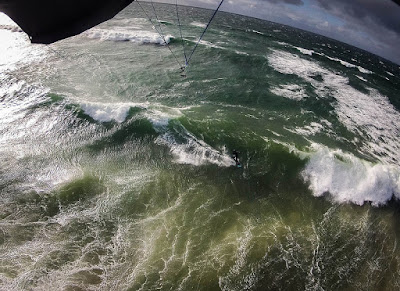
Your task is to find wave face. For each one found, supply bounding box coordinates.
[1,3,400,291]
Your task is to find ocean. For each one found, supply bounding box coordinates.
[1,2,400,290]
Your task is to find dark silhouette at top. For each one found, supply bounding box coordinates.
[0,0,399,45]
[0,0,134,44]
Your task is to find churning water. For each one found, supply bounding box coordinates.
[1,3,400,290]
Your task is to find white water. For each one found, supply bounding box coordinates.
[270,84,307,101]
[302,144,400,206]
[190,21,207,28]
[268,49,400,165]
[79,101,234,167]
[84,27,172,45]
[80,102,148,123]
[0,30,47,73]
[294,46,314,56]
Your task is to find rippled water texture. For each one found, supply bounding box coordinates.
[1,3,400,290]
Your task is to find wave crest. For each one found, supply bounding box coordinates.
[301,145,400,206]
[84,28,172,45]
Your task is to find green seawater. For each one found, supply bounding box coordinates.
[1,3,400,290]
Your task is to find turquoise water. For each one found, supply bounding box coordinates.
[1,3,400,290]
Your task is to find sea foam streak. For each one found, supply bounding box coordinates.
[84,27,172,45]
[156,131,235,167]
[190,21,207,28]
[318,53,372,74]
[148,110,234,167]
[294,46,314,56]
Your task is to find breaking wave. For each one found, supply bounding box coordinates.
[84,27,172,45]
[80,102,149,123]
[301,144,400,206]
[270,84,307,101]
[79,101,234,167]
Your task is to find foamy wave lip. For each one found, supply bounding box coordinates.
[275,41,290,46]
[356,75,367,82]
[292,122,324,136]
[301,144,400,206]
[270,84,307,101]
[294,46,314,56]
[250,29,265,35]
[84,28,172,45]
[150,113,234,167]
[144,106,234,167]
[81,103,193,128]
[235,50,249,56]
[144,108,182,129]
[318,53,372,74]
[156,132,234,167]
[190,21,207,28]
[80,102,149,123]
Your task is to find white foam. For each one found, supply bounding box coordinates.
[0,24,22,32]
[251,30,264,35]
[150,114,234,167]
[301,144,400,206]
[0,12,17,26]
[144,108,181,128]
[80,102,192,126]
[84,27,172,45]
[386,71,394,77]
[268,50,331,81]
[270,84,307,101]
[0,79,49,126]
[198,39,224,50]
[319,53,372,74]
[157,134,235,167]
[293,122,324,136]
[190,21,207,28]
[357,66,372,74]
[356,75,368,82]
[294,46,314,56]
[89,103,233,167]
[156,131,234,167]
[0,29,47,73]
[235,50,249,56]
[335,87,400,163]
[275,41,290,46]
[80,102,148,123]
[196,39,245,55]
[267,49,400,164]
